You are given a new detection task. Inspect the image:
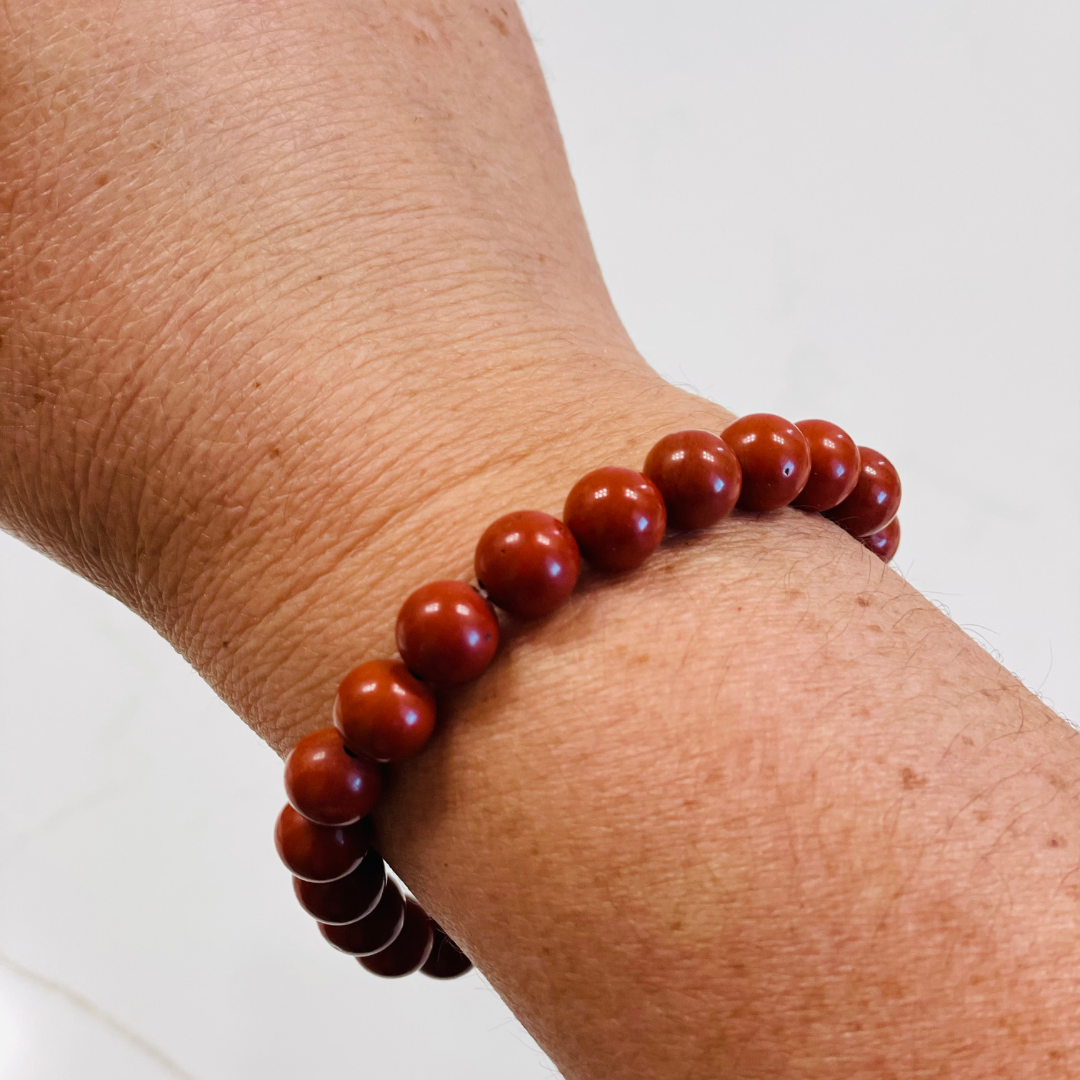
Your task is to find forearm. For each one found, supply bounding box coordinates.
[3,4,1078,1079]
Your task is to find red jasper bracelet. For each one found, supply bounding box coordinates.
[273,414,901,979]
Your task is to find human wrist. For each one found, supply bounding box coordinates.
[0,0,633,629]
[160,342,736,749]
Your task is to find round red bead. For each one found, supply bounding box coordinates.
[825,446,901,537]
[421,926,473,979]
[293,847,386,924]
[396,581,499,687]
[274,804,369,882]
[475,511,581,619]
[334,659,437,763]
[642,430,742,531]
[721,413,811,512]
[861,517,901,563]
[284,728,382,826]
[319,877,406,956]
[359,898,434,978]
[563,466,667,572]
[792,419,861,512]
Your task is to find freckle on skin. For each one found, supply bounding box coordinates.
[856,595,871,607]
[901,767,927,790]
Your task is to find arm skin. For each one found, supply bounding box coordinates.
[2,3,1078,1077]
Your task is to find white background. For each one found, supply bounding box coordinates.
[1,2,1077,1076]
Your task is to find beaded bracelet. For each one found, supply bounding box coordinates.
[273,414,902,979]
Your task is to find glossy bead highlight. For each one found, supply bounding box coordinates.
[319,877,406,956]
[563,466,666,572]
[421,926,473,979]
[825,446,901,537]
[642,430,741,531]
[721,413,811,512]
[274,805,369,883]
[396,581,499,686]
[475,511,581,619]
[284,728,382,826]
[359,898,435,978]
[861,517,901,563]
[792,419,861,512]
[293,847,386,924]
[334,659,437,763]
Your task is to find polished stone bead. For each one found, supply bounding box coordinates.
[421,926,473,979]
[293,847,386,924]
[475,511,581,619]
[642,430,742,531]
[825,446,901,537]
[792,419,861,512]
[721,413,811,512]
[396,581,499,686]
[334,659,437,763]
[284,727,382,826]
[861,517,901,563]
[563,466,667,572]
[274,804,370,882]
[319,877,405,956]
[359,898,435,978]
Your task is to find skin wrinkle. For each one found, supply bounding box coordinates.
[8,38,587,390]
[2,103,630,609]
[183,369,673,699]
[163,367,645,699]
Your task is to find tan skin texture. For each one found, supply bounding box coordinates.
[1,3,1078,1077]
